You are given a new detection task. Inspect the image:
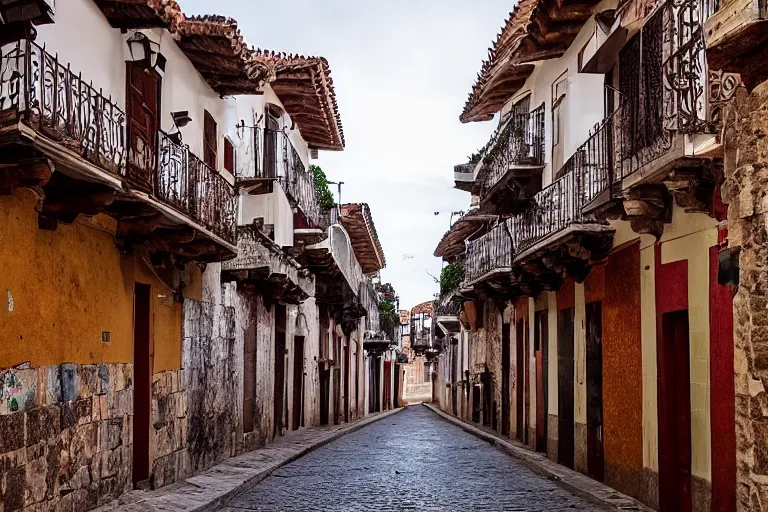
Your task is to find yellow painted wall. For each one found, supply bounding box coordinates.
[640,245,659,472]
[0,189,182,372]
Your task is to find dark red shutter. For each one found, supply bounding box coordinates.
[224,138,234,173]
[203,110,217,169]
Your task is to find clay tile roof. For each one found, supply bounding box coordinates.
[433,210,491,261]
[461,0,601,123]
[92,0,184,29]
[173,15,275,95]
[410,301,434,316]
[251,50,345,151]
[340,203,385,274]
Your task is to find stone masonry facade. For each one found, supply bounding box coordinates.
[0,363,133,511]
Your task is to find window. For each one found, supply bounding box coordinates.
[203,110,217,169]
[223,137,235,174]
[551,72,568,171]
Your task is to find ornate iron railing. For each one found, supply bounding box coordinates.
[513,172,580,253]
[436,292,462,317]
[0,39,237,244]
[360,281,380,334]
[157,131,237,243]
[615,0,710,180]
[464,221,513,286]
[479,103,545,197]
[0,39,126,173]
[564,105,622,206]
[281,139,325,229]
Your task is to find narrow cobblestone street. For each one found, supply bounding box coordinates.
[221,407,608,511]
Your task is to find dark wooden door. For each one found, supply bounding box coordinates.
[658,310,692,512]
[132,284,151,486]
[273,331,286,438]
[263,113,279,178]
[126,63,159,191]
[558,308,575,468]
[501,322,511,436]
[343,345,350,422]
[292,336,304,431]
[243,328,256,434]
[586,301,604,481]
[535,311,548,453]
[523,316,530,444]
[383,361,392,410]
[319,365,330,426]
[482,370,492,427]
[516,318,525,439]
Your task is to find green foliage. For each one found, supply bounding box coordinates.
[379,299,398,338]
[309,164,336,211]
[440,262,465,296]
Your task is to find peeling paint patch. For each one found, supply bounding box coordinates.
[7,289,13,312]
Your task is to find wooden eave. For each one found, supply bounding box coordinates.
[433,211,490,261]
[461,0,602,123]
[92,0,183,29]
[173,16,274,96]
[339,203,385,274]
[249,50,344,151]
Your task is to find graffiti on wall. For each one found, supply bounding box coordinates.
[0,363,35,414]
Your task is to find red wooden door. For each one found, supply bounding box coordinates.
[534,311,547,453]
[516,319,525,439]
[126,63,158,191]
[658,310,692,512]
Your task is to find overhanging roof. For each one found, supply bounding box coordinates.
[433,210,495,261]
[340,203,385,274]
[92,0,182,28]
[461,0,601,123]
[173,16,274,95]
[252,50,345,151]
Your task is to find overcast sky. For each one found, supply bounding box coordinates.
[183,0,509,310]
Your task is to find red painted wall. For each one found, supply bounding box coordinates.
[709,244,736,512]
[558,276,575,310]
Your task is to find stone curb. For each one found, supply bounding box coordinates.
[423,403,653,512]
[99,407,404,512]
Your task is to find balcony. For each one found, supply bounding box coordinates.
[411,327,432,355]
[705,0,767,89]
[0,39,237,261]
[453,163,475,193]
[297,223,364,305]
[476,103,545,212]
[221,224,314,304]
[435,290,462,334]
[235,125,331,241]
[512,168,614,287]
[462,220,517,298]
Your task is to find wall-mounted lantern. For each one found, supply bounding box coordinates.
[125,31,163,71]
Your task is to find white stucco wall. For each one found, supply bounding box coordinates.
[491,0,618,188]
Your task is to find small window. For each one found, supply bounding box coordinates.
[203,110,217,169]
[223,137,235,173]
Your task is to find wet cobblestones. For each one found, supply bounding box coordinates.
[222,406,607,511]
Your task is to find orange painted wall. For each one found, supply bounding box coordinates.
[0,189,182,372]
[557,276,575,310]
[603,241,644,498]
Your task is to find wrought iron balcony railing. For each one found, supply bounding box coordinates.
[360,280,380,334]
[0,39,126,173]
[157,131,237,242]
[0,39,237,243]
[463,221,513,286]
[614,0,712,182]
[235,124,327,230]
[478,103,545,197]
[512,171,581,254]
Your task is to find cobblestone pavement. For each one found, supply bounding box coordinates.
[221,406,609,511]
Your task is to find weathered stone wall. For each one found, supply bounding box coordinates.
[182,264,240,473]
[150,368,188,489]
[0,363,133,511]
[721,80,768,512]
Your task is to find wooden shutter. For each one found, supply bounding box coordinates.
[224,137,234,173]
[203,110,217,169]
